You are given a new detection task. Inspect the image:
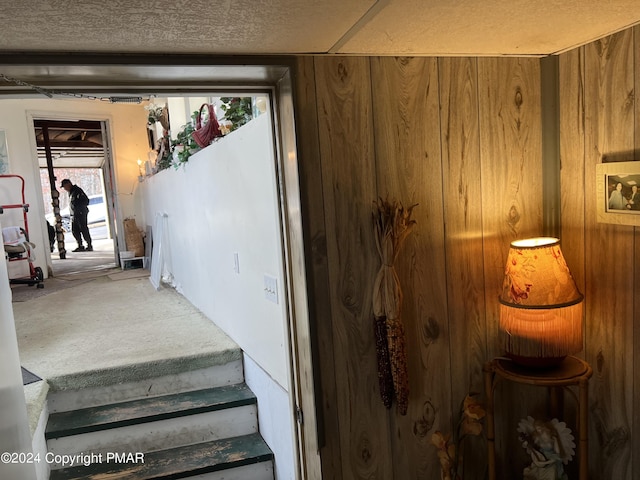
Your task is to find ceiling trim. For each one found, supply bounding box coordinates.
[0,53,296,97]
[0,52,295,67]
[549,18,640,55]
[328,0,388,54]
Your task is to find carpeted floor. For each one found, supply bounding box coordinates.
[13,274,241,392]
[10,237,117,303]
[12,236,241,434]
[11,275,97,303]
[10,266,150,302]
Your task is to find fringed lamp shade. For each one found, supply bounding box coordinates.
[499,237,584,367]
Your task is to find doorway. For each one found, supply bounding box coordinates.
[34,118,117,275]
[0,58,320,480]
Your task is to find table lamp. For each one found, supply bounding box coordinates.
[499,237,583,367]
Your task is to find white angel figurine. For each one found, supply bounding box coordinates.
[517,416,576,480]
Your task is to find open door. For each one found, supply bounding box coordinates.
[100,120,121,267]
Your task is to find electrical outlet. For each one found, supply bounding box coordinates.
[264,275,278,304]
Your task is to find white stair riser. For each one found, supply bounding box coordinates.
[186,462,273,480]
[48,360,244,413]
[47,405,257,469]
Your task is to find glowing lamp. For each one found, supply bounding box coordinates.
[499,237,583,367]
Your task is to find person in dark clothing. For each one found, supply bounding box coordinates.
[46,220,55,252]
[60,179,93,252]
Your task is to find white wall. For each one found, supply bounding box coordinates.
[0,217,37,480]
[0,98,150,275]
[141,112,289,389]
[244,354,295,480]
[142,112,295,476]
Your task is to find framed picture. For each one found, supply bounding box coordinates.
[0,130,8,174]
[596,161,640,226]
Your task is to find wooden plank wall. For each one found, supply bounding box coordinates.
[292,29,640,480]
[477,57,546,479]
[559,27,638,480]
[293,55,545,479]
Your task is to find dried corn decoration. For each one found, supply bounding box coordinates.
[372,198,417,415]
[373,315,393,408]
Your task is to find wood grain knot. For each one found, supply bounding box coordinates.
[311,232,327,263]
[413,418,430,437]
[339,269,360,313]
[514,88,523,108]
[337,62,348,82]
[413,400,436,437]
[358,440,372,464]
[596,350,605,373]
[397,57,410,67]
[595,36,617,60]
[422,317,440,342]
[602,426,629,457]
[624,89,634,109]
[507,205,520,229]
[340,293,358,314]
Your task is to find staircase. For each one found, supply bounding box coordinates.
[43,358,274,479]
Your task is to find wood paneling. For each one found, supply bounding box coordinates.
[293,28,640,478]
[296,54,545,479]
[559,26,640,480]
[370,56,451,479]
[314,56,393,479]
[477,57,545,479]
[558,43,588,480]
[439,57,486,400]
[559,47,586,293]
[439,57,487,480]
[582,29,635,479]
[477,57,544,359]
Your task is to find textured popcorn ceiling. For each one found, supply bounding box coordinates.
[0,0,638,56]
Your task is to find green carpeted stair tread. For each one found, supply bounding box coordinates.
[46,383,256,439]
[49,432,273,480]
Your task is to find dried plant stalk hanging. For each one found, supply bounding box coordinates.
[372,197,417,415]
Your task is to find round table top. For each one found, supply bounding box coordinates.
[491,355,593,386]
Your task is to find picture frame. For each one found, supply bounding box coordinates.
[595,161,640,226]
